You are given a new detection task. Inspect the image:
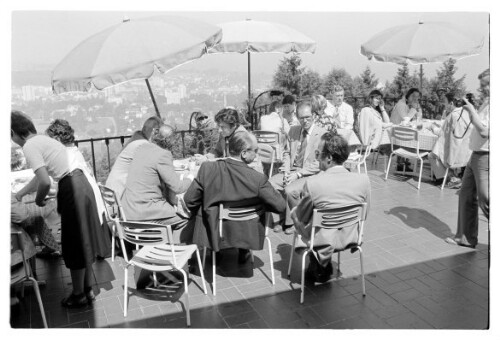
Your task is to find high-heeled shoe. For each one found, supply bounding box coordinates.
[84,286,96,302]
[61,293,87,308]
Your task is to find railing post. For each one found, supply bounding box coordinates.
[181,131,186,158]
[105,138,111,171]
[90,139,97,179]
[120,136,125,148]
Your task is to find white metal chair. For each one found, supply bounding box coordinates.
[115,220,207,327]
[254,130,283,175]
[11,230,48,328]
[287,203,368,304]
[202,203,275,295]
[384,126,429,190]
[98,184,130,261]
[345,144,372,174]
[257,143,276,177]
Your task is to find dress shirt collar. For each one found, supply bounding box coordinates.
[324,165,349,174]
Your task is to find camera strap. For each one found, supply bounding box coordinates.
[452,108,472,139]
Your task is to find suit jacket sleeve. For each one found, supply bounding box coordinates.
[183,162,206,213]
[294,182,314,225]
[258,178,286,214]
[345,105,354,130]
[300,158,320,177]
[156,151,192,195]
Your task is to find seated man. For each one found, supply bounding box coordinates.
[106,116,162,200]
[292,132,371,282]
[330,85,354,130]
[121,124,194,243]
[184,131,286,263]
[269,101,327,234]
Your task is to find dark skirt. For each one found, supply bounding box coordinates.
[57,170,110,269]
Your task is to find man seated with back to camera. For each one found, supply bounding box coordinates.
[184,131,286,264]
[292,132,371,283]
[269,100,327,235]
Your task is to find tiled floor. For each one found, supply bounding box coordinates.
[10,159,489,329]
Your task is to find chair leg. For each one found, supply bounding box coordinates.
[363,160,368,175]
[359,247,366,296]
[180,269,190,327]
[250,250,255,264]
[357,163,361,174]
[441,168,449,190]
[212,251,216,296]
[28,277,47,328]
[337,252,341,274]
[300,251,308,304]
[385,154,393,181]
[418,158,424,190]
[202,247,207,269]
[111,224,116,262]
[265,236,275,285]
[287,232,297,277]
[123,266,129,317]
[152,272,158,288]
[195,249,207,294]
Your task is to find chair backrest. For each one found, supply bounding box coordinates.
[218,202,266,239]
[253,130,281,145]
[311,203,368,249]
[115,220,180,267]
[390,126,420,152]
[98,184,126,222]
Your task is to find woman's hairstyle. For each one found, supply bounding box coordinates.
[311,94,327,114]
[46,119,75,145]
[405,88,421,101]
[444,93,456,104]
[368,89,383,99]
[282,94,296,105]
[141,116,163,140]
[320,132,349,165]
[214,107,240,127]
[268,100,283,115]
[11,110,37,138]
[11,146,26,171]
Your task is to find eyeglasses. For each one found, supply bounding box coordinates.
[298,115,313,121]
[196,116,208,122]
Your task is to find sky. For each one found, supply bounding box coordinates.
[11,11,489,91]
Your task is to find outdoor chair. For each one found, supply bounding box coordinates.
[254,130,283,175]
[345,143,373,174]
[384,126,429,190]
[98,184,129,261]
[287,203,368,304]
[11,230,48,328]
[202,203,275,296]
[257,143,276,177]
[115,220,207,327]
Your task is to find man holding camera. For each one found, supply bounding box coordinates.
[446,69,489,248]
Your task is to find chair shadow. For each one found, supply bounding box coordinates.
[385,206,453,239]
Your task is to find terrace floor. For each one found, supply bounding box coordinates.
[10,160,490,329]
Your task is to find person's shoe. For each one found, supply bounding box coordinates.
[61,293,88,308]
[84,286,96,303]
[273,225,283,233]
[36,246,59,259]
[238,249,251,264]
[445,237,476,249]
[284,226,296,235]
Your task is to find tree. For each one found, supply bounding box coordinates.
[429,58,467,97]
[300,68,323,97]
[386,62,420,99]
[321,68,354,97]
[352,66,379,97]
[272,53,303,96]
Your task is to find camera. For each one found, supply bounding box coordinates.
[454,93,475,107]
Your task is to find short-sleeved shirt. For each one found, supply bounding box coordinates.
[260,111,290,134]
[22,135,70,181]
[469,101,489,152]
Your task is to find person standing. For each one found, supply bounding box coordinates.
[446,69,489,248]
[12,110,102,308]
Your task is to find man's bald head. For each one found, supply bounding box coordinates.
[228,131,258,164]
[150,124,175,150]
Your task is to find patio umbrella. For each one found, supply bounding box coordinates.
[360,21,484,89]
[52,15,223,117]
[208,19,316,121]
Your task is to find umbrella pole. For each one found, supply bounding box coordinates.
[145,79,161,118]
[419,65,424,91]
[247,51,253,129]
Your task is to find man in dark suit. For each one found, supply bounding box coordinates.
[292,132,371,282]
[184,131,286,263]
[269,100,327,234]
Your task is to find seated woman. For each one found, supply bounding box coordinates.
[188,111,219,156]
[390,88,423,125]
[311,94,337,131]
[259,100,290,135]
[357,89,391,150]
